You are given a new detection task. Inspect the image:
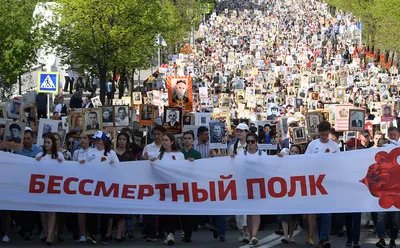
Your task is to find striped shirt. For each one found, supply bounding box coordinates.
[193,140,210,159]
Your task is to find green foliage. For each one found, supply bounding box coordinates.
[325,0,400,52]
[41,0,201,103]
[0,0,41,99]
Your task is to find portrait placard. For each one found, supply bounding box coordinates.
[19,104,38,130]
[164,107,182,134]
[69,111,84,129]
[133,92,142,105]
[3,121,25,150]
[293,127,307,144]
[101,107,114,127]
[37,119,62,145]
[167,76,193,110]
[114,106,129,127]
[306,111,323,136]
[349,109,365,132]
[83,108,102,133]
[257,121,278,150]
[194,113,212,126]
[139,105,154,126]
[209,120,227,149]
[91,96,102,108]
[381,104,394,122]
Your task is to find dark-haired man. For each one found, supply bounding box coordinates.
[86,111,99,130]
[194,126,211,159]
[305,121,339,248]
[181,131,201,160]
[7,124,22,143]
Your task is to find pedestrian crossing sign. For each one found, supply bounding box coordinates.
[37,72,59,93]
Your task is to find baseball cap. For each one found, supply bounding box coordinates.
[92,131,107,140]
[236,123,249,131]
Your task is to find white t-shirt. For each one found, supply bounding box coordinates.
[305,139,340,154]
[228,140,247,155]
[73,148,93,162]
[236,150,267,159]
[155,151,185,161]
[87,149,119,163]
[143,142,162,159]
[36,152,64,161]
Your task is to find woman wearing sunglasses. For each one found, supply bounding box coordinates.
[231,133,265,245]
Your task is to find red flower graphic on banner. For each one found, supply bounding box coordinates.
[360,148,400,209]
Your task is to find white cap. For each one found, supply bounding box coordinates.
[236,123,249,131]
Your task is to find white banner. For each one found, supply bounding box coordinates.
[0,148,399,215]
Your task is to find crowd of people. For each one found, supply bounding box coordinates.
[1,0,400,247]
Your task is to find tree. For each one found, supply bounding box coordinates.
[42,0,164,103]
[0,0,42,100]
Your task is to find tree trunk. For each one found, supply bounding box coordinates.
[130,68,135,97]
[118,67,127,99]
[99,65,107,105]
[112,67,117,102]
[18,74,22,95]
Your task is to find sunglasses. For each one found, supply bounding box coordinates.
[246,140,256,144]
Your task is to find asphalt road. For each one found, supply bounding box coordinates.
[0,226,386,247]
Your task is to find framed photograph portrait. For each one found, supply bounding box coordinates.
[37,119,61,145]
[209,120,227,149]
[257,121,278,150]
[19,104,38,130]
[182,112,194,126]
[293,127,307,144]
[121,97,131,106]
[306,111,322,136]
[335,87,345,101]
[114,105,129,127]
[3,121,25,150]
[91,96,102,108]
[349,109,365,131]
[69,111,84,129]
[167,76,193,110]
[133,92,142,105]
[83,108,102,132]
[112,99,123,105]
[164,107,182,134]
[101,106,114,127]
[7,100,22,119]
[139,105,154,126]
[381,104,394,122]
[195,113,212,126]
[154,117,162,126]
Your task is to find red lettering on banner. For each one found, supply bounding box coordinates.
[29,174,45,193]
[219,174,233,180]
[209,181,217,201]
[64,177,79,195]
[155,184,169,201]
[121,185,136,199]
[94,181,119,198]
[78,179,94,196]
[48,176,63,194]
[218,176,237,200]
[247,178,267,199]
[191,182,208,202]
[171,183,190,202]
[268,177,287,198]
[288,176,307,197]
[137,185,154,200]
[309,175,328,195]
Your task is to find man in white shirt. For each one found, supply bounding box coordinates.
[305,121,339,248]
[142,125,166,160]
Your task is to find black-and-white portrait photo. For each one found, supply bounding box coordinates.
[140,105,153,122]
[293,127,307,144]
[91,96,102,108]
[101,107,114,127]
[7,100,22,119]
[307,113,321,135]
[209,121,225,144]
[166,109,180,127]
[115,106,129,126]
[183,115,192,126]
[4,121,24,150]
[20,105,37,129]
[84,109,102,131]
